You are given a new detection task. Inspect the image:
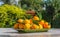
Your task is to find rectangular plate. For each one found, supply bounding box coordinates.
[16,29,49,33]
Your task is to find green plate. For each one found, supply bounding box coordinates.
[16,29,49,33]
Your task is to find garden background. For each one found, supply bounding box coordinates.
[0,0,60,28]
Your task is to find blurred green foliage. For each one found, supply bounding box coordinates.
[0,4,26,28]
[53,13,60,28]
[1,0,60,28]
[44,0,60,28]
[21,0,43,10]
[20,0,43,20]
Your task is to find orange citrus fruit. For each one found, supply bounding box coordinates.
[30,24,39,29]
[39,20,45,25]
[24,23,31,29]
[14,23,19,29]
[24,19,30,24]
[19,24,24,29]
[33,16,39,20]
[17,19,24,23]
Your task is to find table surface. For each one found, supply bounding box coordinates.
[0,28,60,37]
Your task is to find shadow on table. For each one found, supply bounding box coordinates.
[4,31,48,34]
[0,35,11,37]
